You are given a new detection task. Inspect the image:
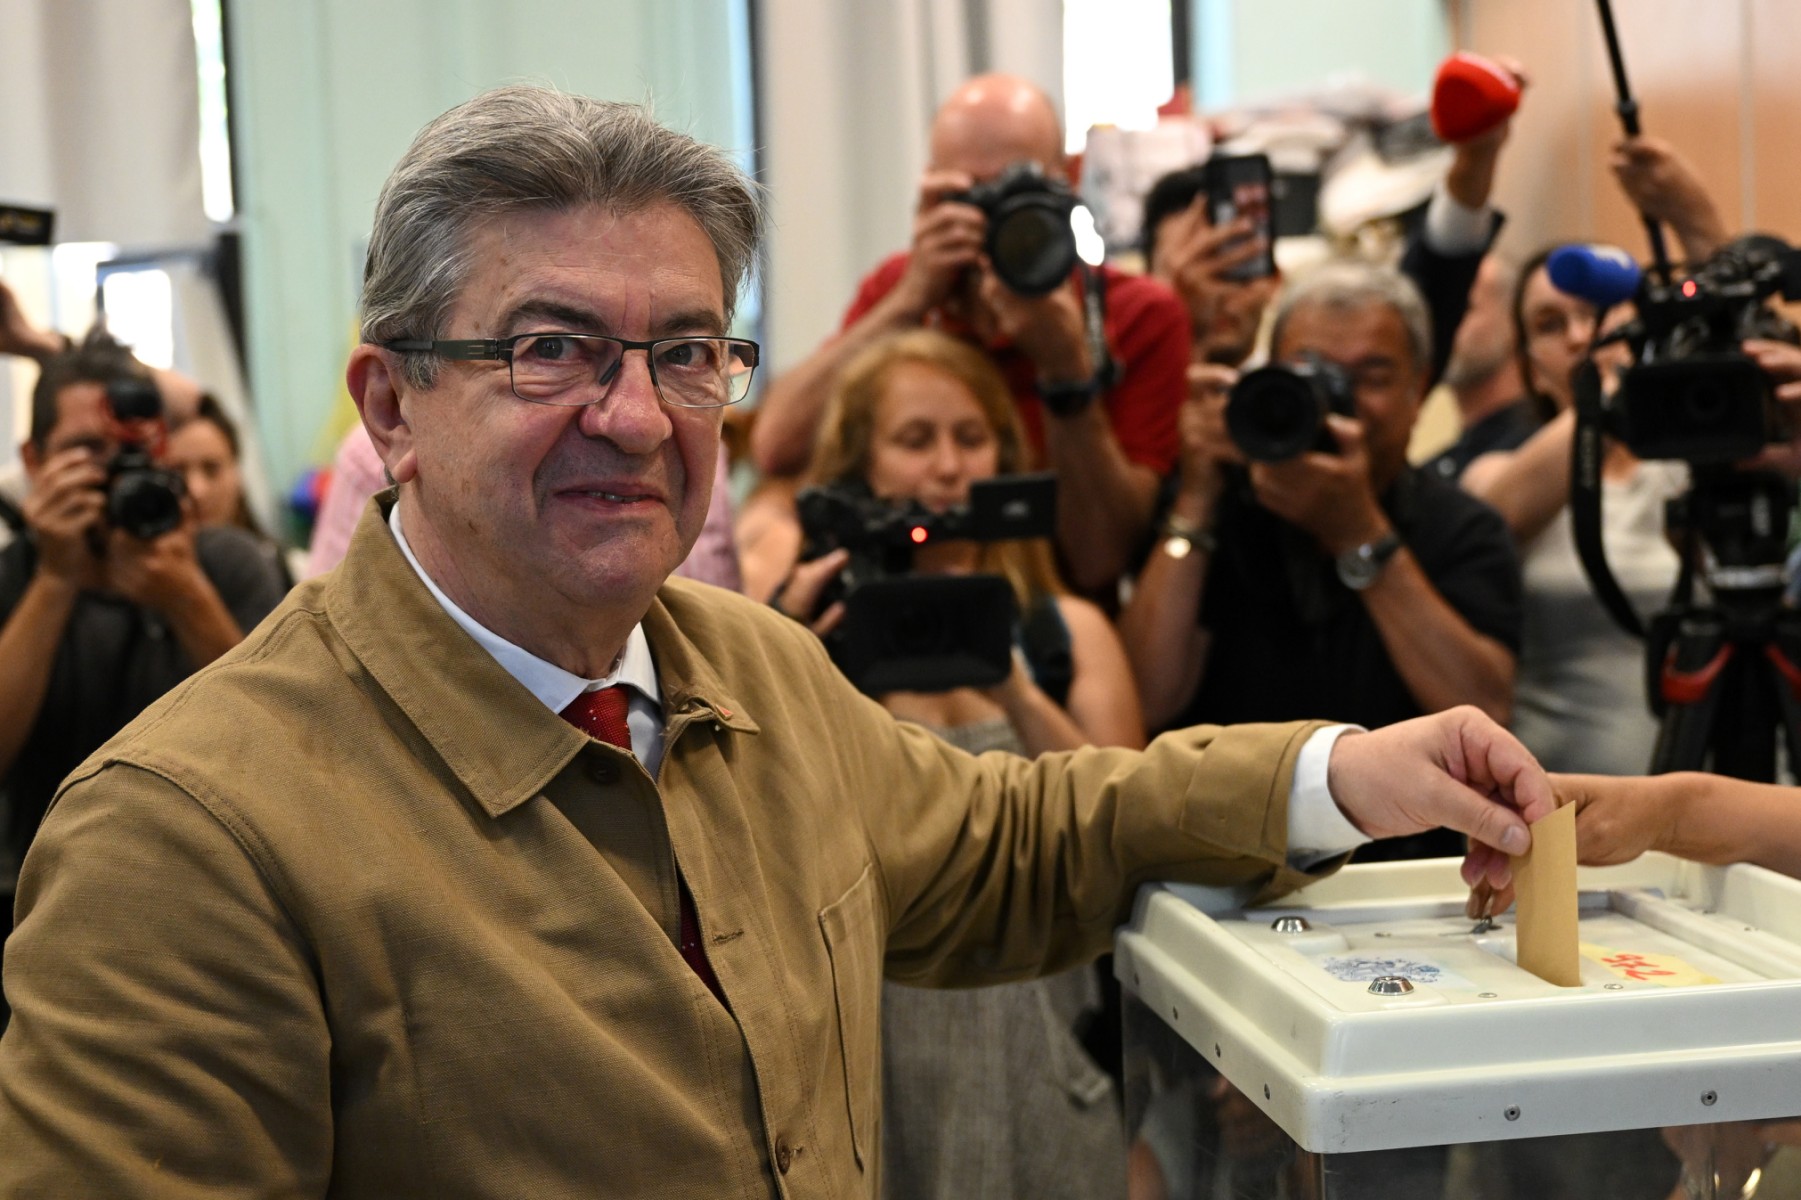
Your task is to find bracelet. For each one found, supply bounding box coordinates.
[1159,513,1216,558]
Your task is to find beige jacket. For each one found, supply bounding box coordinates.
[0,498,1328,1199]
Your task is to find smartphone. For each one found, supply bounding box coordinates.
[1205,153,1277,282]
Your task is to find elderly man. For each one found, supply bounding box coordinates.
[751,74,1188,592]
[0,86,1547,1198]
[1120,262,1522,861]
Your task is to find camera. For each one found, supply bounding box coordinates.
[1224,354,1356,462]
[950,164,1080,297]
[795,473,1057,695]
[101,377,186,539]
[1605,236,1801,463]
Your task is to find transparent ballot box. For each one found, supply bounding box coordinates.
[1115,856,1801,1199]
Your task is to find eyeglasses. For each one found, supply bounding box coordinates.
[383,332,760,409]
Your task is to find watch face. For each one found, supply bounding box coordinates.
[1336,550,1378,590]
[1336,533,1400,591]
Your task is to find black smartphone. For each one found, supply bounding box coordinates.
[1205,153,1276,282]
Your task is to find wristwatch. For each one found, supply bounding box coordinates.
[1335,530,1402,590]
[1160,513,1216,560]
[1038,376,1100,417]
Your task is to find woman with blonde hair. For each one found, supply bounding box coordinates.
[774,328,1142,1199]
[780,327,1142,755]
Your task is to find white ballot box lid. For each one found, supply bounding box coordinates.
[1115,855,1801,1154]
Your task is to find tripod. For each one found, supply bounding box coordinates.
[1644,471,1801,781]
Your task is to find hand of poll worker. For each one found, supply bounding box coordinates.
[1327,706,1552,891]
[1247,414,1387,557]
[892,169,987,320]
[1467,773,1688,919]
[770,547,849,638]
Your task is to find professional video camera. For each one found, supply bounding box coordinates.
[1574,237,1801,464]
[101,377,186,540]
[1224,353,1356,462]
[795,473,1057,695]
[1569,0,1801,782]
[951,164,1080,297]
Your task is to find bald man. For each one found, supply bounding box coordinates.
[752,74,1188,593]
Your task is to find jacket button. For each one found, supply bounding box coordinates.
[588,759,620,785]
[775,1137,792,1175]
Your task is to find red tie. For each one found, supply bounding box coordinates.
[560,687,723,1003]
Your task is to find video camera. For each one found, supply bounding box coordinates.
[950,164,1080,297]
[101,377,186,540]
[1570,238,1801,464]
[1224,353,1356,462]
[1567,0,1801,781]
[795,473,1057,695]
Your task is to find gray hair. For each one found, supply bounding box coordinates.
[361,84,764,388]
[1269,260,1434,378]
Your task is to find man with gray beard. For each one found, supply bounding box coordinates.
[1426,253,1538,481]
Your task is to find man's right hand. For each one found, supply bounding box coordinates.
[22,448,107,588]
[1326,705,1552,891]
[890,170,986,319]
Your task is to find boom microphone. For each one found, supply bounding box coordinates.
[1547,243,1642,309]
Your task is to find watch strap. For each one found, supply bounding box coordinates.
[1039,375,1099,416]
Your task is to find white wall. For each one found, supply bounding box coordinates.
[1193,0,1449,105]
[225,0,751,492]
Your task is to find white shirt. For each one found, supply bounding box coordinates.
[389,503,667,775]
[387,502,1365,861]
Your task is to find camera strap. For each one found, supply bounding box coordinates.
[1080,264,1119,392]
[1570,360,1645,639]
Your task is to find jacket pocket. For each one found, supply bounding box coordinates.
[818,863,881,1171]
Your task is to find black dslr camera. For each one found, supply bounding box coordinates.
[950,164,1080,297]
[795,473,1057,695]
[102,377,186,539]
[1224,354,1356,461]
[1603,236,1801,463]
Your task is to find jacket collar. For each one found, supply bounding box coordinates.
[326,493,755,818]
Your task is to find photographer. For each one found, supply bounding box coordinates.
[752,73,1189,594]
[0,334,289,881]
[1119,263,1521,856]
[1459,248,1686,776]
[774,328,1141,1199]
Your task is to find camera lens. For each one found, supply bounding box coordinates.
[988,202,1079,296]
[1227,363,1345,461]
[105,447,186,539]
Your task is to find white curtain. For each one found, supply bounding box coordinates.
[756,0,1064,374]
[0,0,209,247]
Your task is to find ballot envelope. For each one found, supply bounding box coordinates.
[1115,855,1801,1199]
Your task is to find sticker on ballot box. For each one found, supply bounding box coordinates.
[1581,942,1720,987]
[1319,955,1475,990]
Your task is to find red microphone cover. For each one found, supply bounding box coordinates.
[1431,52,1521,143]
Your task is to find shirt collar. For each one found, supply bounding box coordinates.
[388,500,660,717]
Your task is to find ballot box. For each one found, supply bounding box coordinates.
[1115,854,1801,1199]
